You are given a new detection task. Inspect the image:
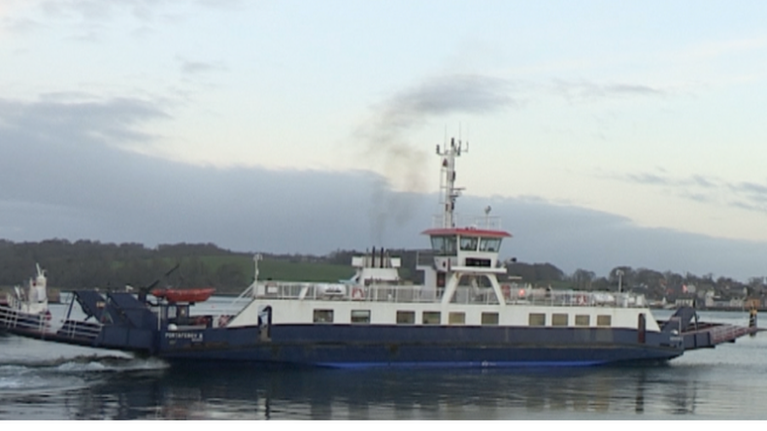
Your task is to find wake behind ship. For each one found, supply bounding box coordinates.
[0,138,758,368]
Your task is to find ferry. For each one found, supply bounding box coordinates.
[0,138,758,367]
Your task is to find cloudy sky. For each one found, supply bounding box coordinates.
[2,1,767,281]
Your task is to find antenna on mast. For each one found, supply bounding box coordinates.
[464,123,470,154]
[436,135,468,228]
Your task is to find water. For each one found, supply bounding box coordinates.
[2,305,766,420]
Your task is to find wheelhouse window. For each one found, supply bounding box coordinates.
[313,309,334,323]
[351,310,371,324]
[396,311,415,324]
[459,236,479,251]
[481,312,499,325]
[479,238,502,252]
[422,311,441,325]
[431,236,457,255]
[528,313,546,326]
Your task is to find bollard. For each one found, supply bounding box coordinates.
[749,308,758,336]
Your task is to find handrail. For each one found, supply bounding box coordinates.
[0,307,102,341]
[252,281,649,308]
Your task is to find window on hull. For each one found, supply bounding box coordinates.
[396,311,415,324]
[423,311,441,325]
[528,313,546,326]
[575,315,590,326]
[481,312,499,325]
[351,310,371,324]
[597,315,612,327]
[313,309,334,323]
[448,312,465,325]
[552,313,568,327]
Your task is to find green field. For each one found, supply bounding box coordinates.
[228,258,354,282]
[170,255,356,290]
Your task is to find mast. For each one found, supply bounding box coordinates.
[436,137,468,228]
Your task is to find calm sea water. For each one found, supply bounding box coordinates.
[1,301,766,420]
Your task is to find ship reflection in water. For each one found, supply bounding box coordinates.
[3,311,766,420]
[33,362,730,420]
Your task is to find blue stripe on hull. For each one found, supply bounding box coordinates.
[314,360,608,369]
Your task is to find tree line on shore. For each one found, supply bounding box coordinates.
[0,239,763,301]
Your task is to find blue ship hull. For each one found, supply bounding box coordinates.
[2,290,754,368]
[155,324,683,368]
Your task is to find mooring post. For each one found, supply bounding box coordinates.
[749,308,758,336]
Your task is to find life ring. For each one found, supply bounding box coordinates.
[577,295,587,305]
[351,287,365,300]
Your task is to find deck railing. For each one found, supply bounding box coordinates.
[254,282,647,308]
[0,306,103,341]
[431,214,503,230]
[0,307,52,332]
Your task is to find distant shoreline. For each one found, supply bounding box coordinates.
[650,305,763,313]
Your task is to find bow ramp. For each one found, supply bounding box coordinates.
[661,306,759,350]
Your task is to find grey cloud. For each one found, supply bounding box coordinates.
[33,0,240,41]
[195,0,245,10]
[178,58,226,75]
[3,94,767,282]
[553,80,665,103]
[366,74,515,138]
[729,200,763,213]
[691,175,719,189]
[732,181,767,197]
[41,0,131,20]
[617,170,767,214]
[623,171,723,191]
[40,0,240,20]
[625,172,672,186]
[604,84,664,96]
[0,95,168,146]
[1,17,44,35]
[468,195,767,281]
[679,191,714,204]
